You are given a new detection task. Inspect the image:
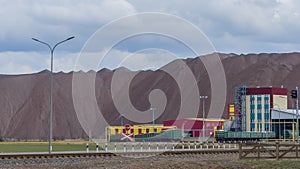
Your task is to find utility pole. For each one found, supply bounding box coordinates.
[296,87,299,142]
[32,36,74,153]
[291,87,299,142]
[150,107,156,132]
[200,96,208,138]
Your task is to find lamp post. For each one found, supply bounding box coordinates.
[32,36,74,154]
[182,121,187,139]
[279,109,281,139]
[120,114,124,126]
[274,103,282,139]
[296,87,299,142]
[200,96,208,138]
[150,108,156,132]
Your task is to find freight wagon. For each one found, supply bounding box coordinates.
[215,130,276,142]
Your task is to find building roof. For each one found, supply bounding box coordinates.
[271,109,299,120]
[171,118,226,122]
[246,87,287,95]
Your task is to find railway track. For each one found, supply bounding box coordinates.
[0,149,239,159]
[1,143,298,160]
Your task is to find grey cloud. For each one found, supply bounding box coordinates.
[1,0,300,74]
[0,0,136,52]
[129,0,300,53]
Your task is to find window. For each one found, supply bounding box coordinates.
[265,124,269,129]
[257,104,262,109]
[264,113,269,121]
[264,104,269,109]
[250,113,255,120]
[257,95,262,105]
[264,95,269,104]
[250,95,255,103]
[257,95,262,100]
[257,108,262,120]
[257,113,262,120]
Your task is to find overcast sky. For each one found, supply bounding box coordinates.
[1,0,300,74]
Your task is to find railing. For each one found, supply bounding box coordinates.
[86,141,238,153]
[239,142,300,160]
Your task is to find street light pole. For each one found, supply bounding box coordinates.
[32,36,74,154]
[296,87,299,142]
[121,114,124,126]
[200,96,208,138]
[150,107,156,125]
[150,107,156,132]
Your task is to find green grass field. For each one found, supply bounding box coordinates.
[0,142,102,153]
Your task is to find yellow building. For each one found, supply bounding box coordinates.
[106,124,177,141]
[228,104,235,120]
[245,87,287,132]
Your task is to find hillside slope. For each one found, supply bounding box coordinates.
[1,53,300,139]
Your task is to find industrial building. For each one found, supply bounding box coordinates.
[246,87,287,132]
[106,124,177,142]
[163,118,225,137]
[105,86,298,142]
[106,118,225,142]
[234,86,287,132]
[230,86,300,140]
[271,109,299,139]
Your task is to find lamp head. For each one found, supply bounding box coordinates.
[67,36,75,40]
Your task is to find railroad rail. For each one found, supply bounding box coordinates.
[2,142,300,160]
[0,149,239,159]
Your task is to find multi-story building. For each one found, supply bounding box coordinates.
[245,87,287,132]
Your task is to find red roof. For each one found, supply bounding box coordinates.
[246,87,287,95]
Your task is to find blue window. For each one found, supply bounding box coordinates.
[265,108,269,114]
[257,95,262,106]
[257,104,262,109]
[250,113,255,119]
[250,104,255,109]
[251,123,255,128]
[264,104,269,109]
[264,113,269,120]
[250,97,255,105]
[265,124,269,128]
[257,113,262,120]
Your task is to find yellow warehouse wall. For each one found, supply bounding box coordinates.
[107,125,176,136]
[246,95,251,131]
[246,94,271,132]
[273,95,287,109]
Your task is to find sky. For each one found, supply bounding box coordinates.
[1,0,300,74]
